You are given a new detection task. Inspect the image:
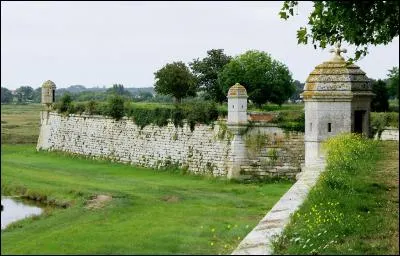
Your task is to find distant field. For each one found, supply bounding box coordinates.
[1,104,43,144]
[1,144,292,254]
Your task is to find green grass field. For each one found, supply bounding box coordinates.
[1,144,293,254]
[1,104,43,144]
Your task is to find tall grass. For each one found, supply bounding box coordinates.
[272,134,398,255]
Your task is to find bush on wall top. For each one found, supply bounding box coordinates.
[53,98,222,131]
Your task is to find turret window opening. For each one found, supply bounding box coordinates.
[328,123,332,132]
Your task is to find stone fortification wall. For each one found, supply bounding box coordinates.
[240,126,304,179]
[37,112,304,179]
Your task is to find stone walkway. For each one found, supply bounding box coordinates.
[231,163,326,255]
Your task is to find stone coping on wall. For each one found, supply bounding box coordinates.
[231,163,325,255]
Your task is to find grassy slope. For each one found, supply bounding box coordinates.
[1,144,292,254]
[273,139,399,255]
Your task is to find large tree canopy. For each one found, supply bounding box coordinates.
[218,50,295,106]
[1,87,13,103]
[280,1,399,62]
[15,86,34,103]
[154,61,197,103]
[371,79,389,112]
[189,49,232,103]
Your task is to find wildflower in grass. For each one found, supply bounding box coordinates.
[211,228,215,232]
[210,242,214,246]
[227,224,231,229]
[245,225,249,229]
[237,236,241,240]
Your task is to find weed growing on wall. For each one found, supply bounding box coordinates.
[245,131,269,156]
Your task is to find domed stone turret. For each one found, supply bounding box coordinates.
[301,43,374,167]
[227,83,248,98]
[227,83,248,125]
[41,80,56,108]
[303,44,372,100]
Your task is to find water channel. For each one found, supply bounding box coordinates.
[1,197,43,230]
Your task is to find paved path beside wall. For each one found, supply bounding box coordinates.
[231,163,326,255]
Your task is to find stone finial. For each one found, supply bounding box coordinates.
[329,42,347,61]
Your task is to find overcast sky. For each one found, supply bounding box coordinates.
[1,1,399,90]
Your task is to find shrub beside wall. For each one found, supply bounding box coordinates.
[53,98,223,131]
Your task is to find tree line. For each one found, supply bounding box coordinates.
[1,50,398,113]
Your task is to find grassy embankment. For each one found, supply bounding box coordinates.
[1,144,292,254]
[272,134,399,255]
[1,103,293,254]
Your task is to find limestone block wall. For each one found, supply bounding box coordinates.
[240,126,304,179]
[37,112,305,178]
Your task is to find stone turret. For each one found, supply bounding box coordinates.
[41,80,56,109]
[226,83,248,179]
[227,83,248,125]
[301,43,374,167]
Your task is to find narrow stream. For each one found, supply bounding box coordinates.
[1,197,43,230]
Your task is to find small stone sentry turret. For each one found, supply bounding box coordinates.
[41,80,56,109]
[226,83,249,179]
[301,42,374,167]
[227,83,248,125]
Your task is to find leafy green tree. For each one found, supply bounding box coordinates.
[154,61,197,103]
[371,79,389,112]
[280,1,399,62]
[387,67,399,99]
[289,80,304,102]
[189,49,232,103]
[1,87,13,103]
[218,50,295,106]
[32,87,42,103]
[107,84,132,98]
[15,86,34,103]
